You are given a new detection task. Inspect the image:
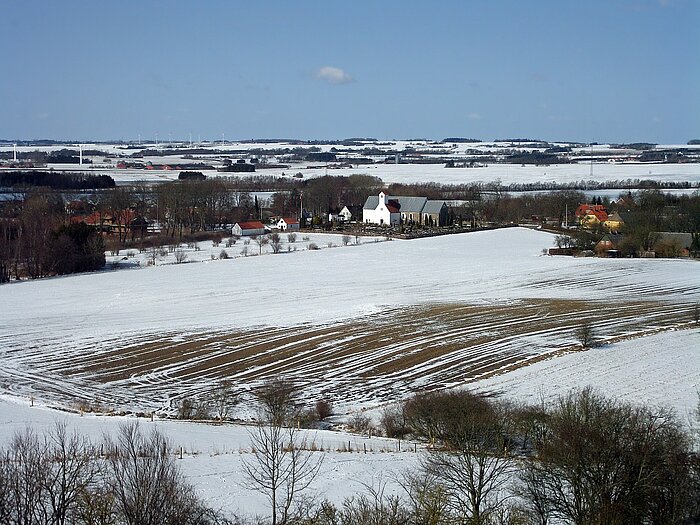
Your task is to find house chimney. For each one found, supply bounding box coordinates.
[379,192,386,205]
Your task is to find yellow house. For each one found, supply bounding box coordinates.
[604,212,625,233]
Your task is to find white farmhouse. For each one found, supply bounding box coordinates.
[362,192,401,226]
[338,206,353,222]
[277,217,300,231]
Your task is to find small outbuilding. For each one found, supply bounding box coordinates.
[233,221,266,237]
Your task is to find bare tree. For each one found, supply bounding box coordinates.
[0,423,227,525]
[0,424,97,525]
[517,388,699,525]
[44,423,98,525]
[254,378,301,427]
[341,234,351,246]
[574,320,597,348]
[243,379,322,525]
[104,423,215,525]
[423,399,515,525]
[287,232,297,244]
[269,232,283,254]
[315,399,332,421]
[554,234,574,249]
[211,380,239,422]
[255,235,269,255]
[174,247,188,264]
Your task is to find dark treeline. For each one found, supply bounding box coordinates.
[0,195,105,282]
[0,149,100,163]
[490,178,699,192]
[2,177,699,282]
[0,171,116,190]
[505,151,570,164]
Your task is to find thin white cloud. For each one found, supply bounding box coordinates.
[315,66,354,85]
[467,113,482,120]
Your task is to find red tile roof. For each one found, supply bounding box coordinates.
[237,221,265,230]
[576,204,608,222]
[281,217,298,224]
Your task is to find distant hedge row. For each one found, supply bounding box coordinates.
[0,171,116,190]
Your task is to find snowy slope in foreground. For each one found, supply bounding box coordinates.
[0,396,418,518]
[1,328,697,517]
[473,328,700,416]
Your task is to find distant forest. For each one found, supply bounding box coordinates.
[0,171,116,190]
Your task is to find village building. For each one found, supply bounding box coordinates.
[652,232,694,258]
[575,204,608,229]
[421,200,449,227]
[362,192,401,226]
[277,217,300,231]
[362,192,449,227]
[338,206,353,222]
[595,233,625,257]
[232,221,266,237]
[603,212,625,233]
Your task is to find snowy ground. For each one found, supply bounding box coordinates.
[0,394,420,518]
[474,328,700,418]
[3,140,700,187]
[1,224,699,519]
[1,228,698,414]
[0,326,697,518]
[107,232,386,269]
[17,161,700,187]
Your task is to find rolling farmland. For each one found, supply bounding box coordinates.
[1,228,698,415]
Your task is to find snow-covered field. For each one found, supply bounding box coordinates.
[107,232,386,268]
[21,161,700,187]
[1,228,698,414]
[1,225,699,518]
[474,328,700,417]
[4,140,700,187]
[1,326,698,518]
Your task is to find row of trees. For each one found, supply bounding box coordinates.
[0,423,227,525]
[1,384,698,525]
[195,377,700,525]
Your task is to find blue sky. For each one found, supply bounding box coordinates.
[1,0,698,143]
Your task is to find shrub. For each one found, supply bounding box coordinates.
[381,406,410,439]
[316,399,333,420]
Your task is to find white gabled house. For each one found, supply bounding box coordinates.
[362,192,401,226]
[277,217,300,231]
[232,221,266,237]
[339,206,353,222]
